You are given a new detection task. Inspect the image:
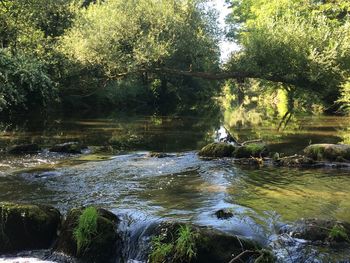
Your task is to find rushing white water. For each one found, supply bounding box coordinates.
[0,258,54,263]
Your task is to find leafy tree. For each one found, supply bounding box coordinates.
[0,49,56,111]
[225,0,350,111]
[60,0,221,108]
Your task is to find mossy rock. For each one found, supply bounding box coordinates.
[304,144,350,162]
[148,221,275,263]
[281,219,350,244]
[273,154,316,167]
[198,142,236,158]
[7,144,41,154]
[0,202,61,252]
[49,142,85,154]
[54,207,120,263]
[234,143,268,158]
[148,152,172,158]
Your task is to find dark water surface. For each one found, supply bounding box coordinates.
[0,113,350,262]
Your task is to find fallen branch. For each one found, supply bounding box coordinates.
[228,250,260,263]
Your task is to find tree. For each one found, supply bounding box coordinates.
[224,0,350,111]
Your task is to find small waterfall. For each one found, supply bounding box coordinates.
[115,213,161,263]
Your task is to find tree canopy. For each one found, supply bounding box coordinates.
[0,0,349,113]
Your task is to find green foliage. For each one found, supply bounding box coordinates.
[174,225,198,262]
[225,0,350,110]
[149,224,199,263]
[73,207,98,255]
[0,0,78,112]
[337,81,350,114]
[149,236,174,263]
[0,49,56,111]
[329,224,349,242]
[61,0,220,76]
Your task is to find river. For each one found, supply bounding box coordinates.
[0,113,349,262]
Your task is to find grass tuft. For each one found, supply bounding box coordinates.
[175,225,198,262]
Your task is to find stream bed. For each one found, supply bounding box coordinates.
[0,114,350,262]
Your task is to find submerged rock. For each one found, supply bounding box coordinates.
[234,143,268,158]
[215,208,234,219]
[304,144,350,162]
[273,154,316,167]
[54,207,120,263]
[0,202,61,252]
[148,152,172,158]
[281,219,350,245]
[198,142,236,158]
[7,144,41,154]
[148,221,275,263]
[49,142,85,154]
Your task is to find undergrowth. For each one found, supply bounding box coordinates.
[149,224,199,263]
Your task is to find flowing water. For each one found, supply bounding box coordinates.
[0,113,350,262]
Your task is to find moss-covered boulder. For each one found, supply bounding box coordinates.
[198,142,236,158]
[234,143,268,158]
[49,142,85,154]
[54,207,120,263]
[0,202,61,252]
[304,144,350,162]
[273,154,316,167]
[7,144,41,154]
[281,219,350,245]
[148,222,275,263]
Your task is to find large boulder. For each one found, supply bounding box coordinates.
[281,219,350,245]
[304,144,350,162]
[54,207,121,263]
[7,144,41,154]
[0,202,61,252]
[234,143,268,158]
[148,221,274,263]
[198,142,236,158]
[49,142,85,154]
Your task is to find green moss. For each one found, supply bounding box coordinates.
[329,224,350,242]
[198,143,236,158]
[304,144,350,162]
[55,207,119,263]
[234,143,268,158]
[73,207,98,255]
[0,202,60,252]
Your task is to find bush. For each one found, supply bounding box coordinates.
[0,49,57,112]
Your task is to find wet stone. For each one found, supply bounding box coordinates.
[147,221,275,263]
[54,207,121,263]
[304,144,350,162]
[7,144,41,155]
[49,142,85,154]
[0,202,61,253]
[215,209,234,220]
[281,219,350,245]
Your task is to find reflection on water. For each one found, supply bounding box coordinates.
[0,113,350,262]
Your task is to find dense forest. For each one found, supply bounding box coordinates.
[0,0,349,115]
